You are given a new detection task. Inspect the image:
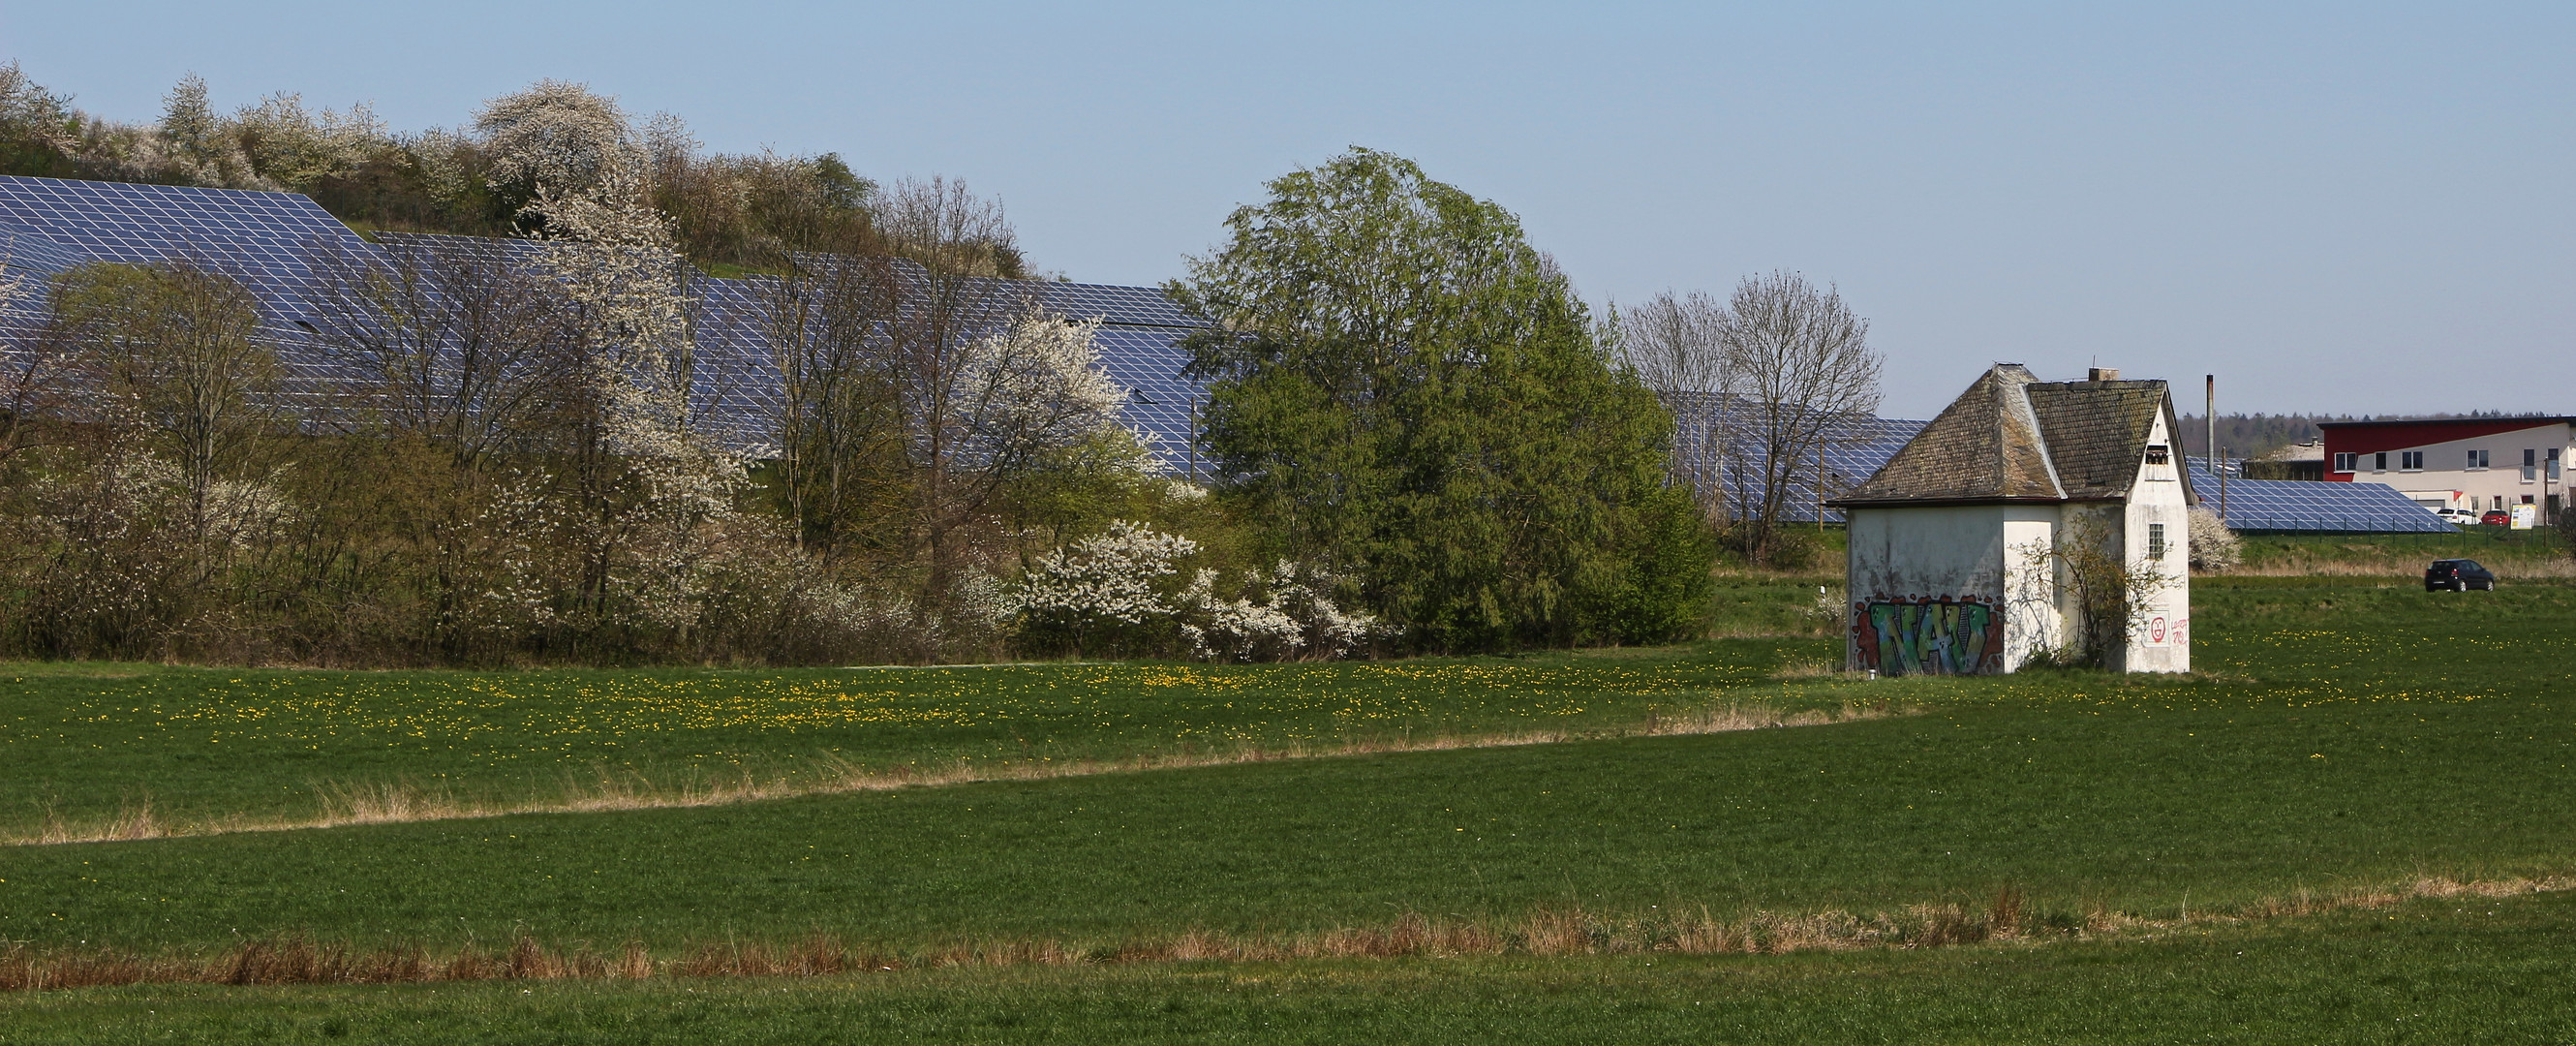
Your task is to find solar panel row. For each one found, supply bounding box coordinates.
[0,175,2469,535]
[2186,463,2456,534]
[0,177,1216,472]
[1667,391,1925,523]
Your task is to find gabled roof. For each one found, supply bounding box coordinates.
[1831,364,2062,504]
[2024,379,2170,498]
[1832,364,2193,508]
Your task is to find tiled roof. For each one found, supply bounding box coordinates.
[1833,364,2061,504]
[1833,364,2188,507]
[2025,380,2168,498]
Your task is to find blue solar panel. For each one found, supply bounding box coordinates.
[1039,281,1201,329]
[0,219,96,277]
[2186,463,2455,533]
[0,176,372,323]
[1667,391,1925,523]
[376,232,1211,468]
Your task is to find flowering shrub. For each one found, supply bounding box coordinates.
[1013,520,1195,658]
[1014,521,1383,661]
[2188,507,2241,572]
[1178,560,1380,661]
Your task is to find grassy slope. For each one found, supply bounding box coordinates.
[7,892,2576,1044]
[2234,527,2571,575]
[2,578,2569,953]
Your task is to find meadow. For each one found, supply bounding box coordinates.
[4,568,2574,1041]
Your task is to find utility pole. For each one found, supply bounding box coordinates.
[2205,375,2221,523]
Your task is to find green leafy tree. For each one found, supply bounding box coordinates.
[1170,148,1710,652]
[50,261,281,539]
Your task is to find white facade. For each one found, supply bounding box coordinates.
[2120,411,2192,673]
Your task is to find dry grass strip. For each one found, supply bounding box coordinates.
[5,874,2566,993]
[8,701,1905,846]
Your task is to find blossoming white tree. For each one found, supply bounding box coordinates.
[489,81,754,638]
[476,80,639,203]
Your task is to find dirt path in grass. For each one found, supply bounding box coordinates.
[10,700,1910,846]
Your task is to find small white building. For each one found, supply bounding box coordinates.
[1830,365,2195,675]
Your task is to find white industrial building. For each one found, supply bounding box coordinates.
[2319,416,2573,523]
[1830,365,2193,676]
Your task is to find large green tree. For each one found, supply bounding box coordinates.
[1170,149,1710,653]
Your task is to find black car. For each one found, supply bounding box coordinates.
[2426,559,2496,592]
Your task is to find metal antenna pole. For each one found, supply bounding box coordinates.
[2205,375,2221,525]
[2220,444,2229,522]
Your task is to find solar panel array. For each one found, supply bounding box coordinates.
[0,176,370,321]
[0,175,2471,534]
[0,176,1215,472]
[1668,391,1926,523]
[2186,463,2455,533]
[373,234,1216,466]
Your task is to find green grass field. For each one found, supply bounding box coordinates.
[4,573,2573,1041]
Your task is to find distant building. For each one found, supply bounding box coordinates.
[2248,440,2325,481]
[1829,365,2193,676]
[2319,417,2573,521]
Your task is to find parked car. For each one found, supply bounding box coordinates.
[2426,559,2497,592]
[2434,508,2479,526]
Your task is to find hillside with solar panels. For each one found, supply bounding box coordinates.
[0,64,2523,673]
[0,75,1722,665]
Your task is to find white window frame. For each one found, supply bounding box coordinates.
[2400,450,2424,472]
[2469,448,2490,471]
[2333,452,2357,473]
[2148,522,2167,561]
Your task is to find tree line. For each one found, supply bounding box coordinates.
[0,63,1014,278]
[0,68,1886,666]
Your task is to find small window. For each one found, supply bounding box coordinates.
[2333,452,2357,473]
[2144,445,2169,465]
[2400,450,2424,471]
[2551,448,2563,481]
[2148,522,2167,560]
[2374,452,2388,472]
[2469,449,2490,470]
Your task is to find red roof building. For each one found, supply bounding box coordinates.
[2317,416,2574,521]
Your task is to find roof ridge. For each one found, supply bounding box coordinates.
[2002,369,2067,499]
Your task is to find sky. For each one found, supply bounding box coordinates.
[4,2,2570,418]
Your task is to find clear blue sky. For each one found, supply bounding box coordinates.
[6,2,2569,417]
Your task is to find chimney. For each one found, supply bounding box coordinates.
[2088,367,2120,382]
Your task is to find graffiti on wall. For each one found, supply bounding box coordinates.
[1852,596,2006,675]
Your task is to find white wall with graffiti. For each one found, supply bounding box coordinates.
[1846,504,2066,675]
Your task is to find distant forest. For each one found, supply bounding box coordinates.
[2175,412,2543,460]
